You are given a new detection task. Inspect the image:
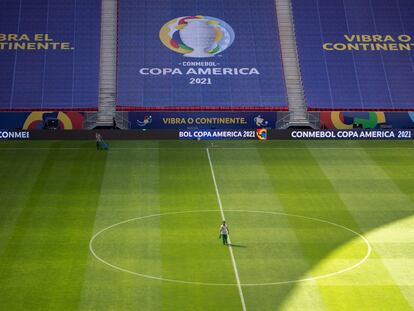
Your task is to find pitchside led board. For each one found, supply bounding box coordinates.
[117,0,287,109]
[0,0,101,110]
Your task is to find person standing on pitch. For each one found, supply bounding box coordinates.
[219,221,229,245]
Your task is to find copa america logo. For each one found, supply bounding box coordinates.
[159,16,235,58]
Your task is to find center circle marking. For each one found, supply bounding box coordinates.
[89,210,371,286]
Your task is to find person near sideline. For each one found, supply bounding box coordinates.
[96,133,102,150]
[219,221,229,245]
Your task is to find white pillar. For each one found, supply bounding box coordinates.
[97,0,117,126]
[275,0,310,126]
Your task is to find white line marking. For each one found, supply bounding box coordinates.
[89,210,372,286]
[207,148,247,311]
[1,147,414,151]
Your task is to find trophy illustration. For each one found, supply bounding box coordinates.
[179,19,217,58]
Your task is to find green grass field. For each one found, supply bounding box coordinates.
[0,140,414,310]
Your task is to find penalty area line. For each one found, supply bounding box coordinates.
[206,148,247,311]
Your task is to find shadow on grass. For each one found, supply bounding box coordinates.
[228,244,247,248]
[256,142,414,309]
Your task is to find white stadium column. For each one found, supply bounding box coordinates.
[275,0,314,128]
[97,0,117,127]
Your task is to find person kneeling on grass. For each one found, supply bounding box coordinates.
[219,221,229,245]
[96,133,109,150]
[96,133,102,150]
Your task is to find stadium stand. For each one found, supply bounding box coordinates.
[116,0,288,110]
[0,0,101,110]
[292,0,414,110]
[1,0,413,122]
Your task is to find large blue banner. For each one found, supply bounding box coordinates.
[117,0,287,109]
[293,0,414,110]
[0,0,101,110]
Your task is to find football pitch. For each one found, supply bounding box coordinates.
[0,140,413,310]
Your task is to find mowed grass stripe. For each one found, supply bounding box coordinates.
[158,147,243,311]
[257,142,365,311]
[79,149,163,311]
[0,143,107,311]
[262,145,407,310]
[363,145,414,309]
[0,146,49,257]
[1,140,412,311]
[207,148,246,311]
[309,144,413,310]
[206,146,326,310]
